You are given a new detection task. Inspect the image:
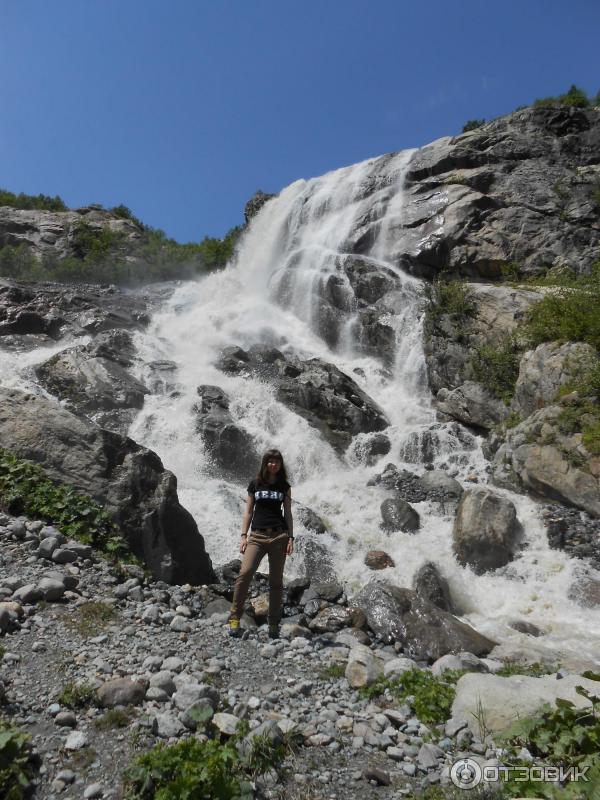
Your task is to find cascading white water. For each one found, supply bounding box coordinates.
[1,148,597,666]
[127,150,600,665]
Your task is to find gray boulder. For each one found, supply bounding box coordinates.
[97,678,146,708]
[380,496,420,533]
[412,561,455,613]
[436,381,508,430]
[453,488,520,574]
[193,385,258,480]
[351,580,496,661]
[0,388,214,584]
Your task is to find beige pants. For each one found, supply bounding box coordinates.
[230,530,288,624]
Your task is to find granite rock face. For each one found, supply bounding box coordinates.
[0,388,214,584]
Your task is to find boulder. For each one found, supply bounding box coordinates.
[308,606,366,632]
[351,580,496,661]
[452,672,600,737]
[436,381,508,430]
[345,644,385,688]
[453,488,520,573]
[97,678,146,708]
[412,561,455,613]
[193,385,258,480]
[0,388,214,585]
[568,576,600,608]
[218,345,388,453]
[380,496,420,533]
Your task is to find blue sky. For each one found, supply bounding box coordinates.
[1,0,598,242]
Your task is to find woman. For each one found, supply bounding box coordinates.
[228,449,294,639]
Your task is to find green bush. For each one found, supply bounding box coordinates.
[473,336,522,403]
[57,682,97,709]
[0,447,129,558]
[499,671,600,798]
[495,662,557,678]
[533,84,592,109]
[124,737,254,800]
[0,720,40,800]
[422,276,477,339]
[357,668,464,724]
[462,119,485,132]
[0,188,67,212]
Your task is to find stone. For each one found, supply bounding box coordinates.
[431,652,488,676]
[55,711,77,727]
[52,548,78,564]
[169,615,192,633]
[364,550,395,570]
[149,671,176,696]
[453,488,520,573]
[36,578,66,602]
[568,577,600,608]
[0,387,215,584]
[12,583,42,604]
[380,496,420,533]
[154,712,185,738]
[238,719,283,757]
[436,381,508,430]
[412,561,455,613]
[173,683,219,711]
[417,470,464,504]
[181,699,215,730]
[97,678,145,708]
[382,657,419,678]
[64,731,88,750]
[345,644,384,688]
[418,742,445,769]
[212,712,240,736]
[308,606,365,632]
[84,784,104,799]
[352,580,496,661]
[452,673,600,737]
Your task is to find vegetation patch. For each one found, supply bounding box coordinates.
[95,707,136,731]
[0,719,40,800]
[0,187,67,212]
[422,276,477,340]
[319,663,346,680]
[533,84,599,109]
[462,118,485,132]
[498,671,600,798]
[64,601,115,637]
[0,447,130,559]
[123,719,292,800]
[472,335,522,403]
[495,662,557,678]
[57,681,97,710]
[357,668,465,725]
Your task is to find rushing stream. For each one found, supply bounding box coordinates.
[1,148,599,665]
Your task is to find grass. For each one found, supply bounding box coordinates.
[357,668,465,725]
[94,707,136,731]
[64,601,115,637]
[57,681,97,710]
[495,662,558,678]
[318,663,346,680]
[422,275,477,341]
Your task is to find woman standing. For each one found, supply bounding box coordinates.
[228,449,294,639]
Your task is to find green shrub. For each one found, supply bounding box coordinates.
[495,662,557,678]
[0,447,130,559]
[94,707,135,730]
[499,671,600,798]
[422,276,477,340]
[472,336,522,403]
[534,84,592,109]
[123,737,254,800]
[319,664,346,680]
[0,720,40,800]
[462,119,485,132]
[357,668,464,724]
[0,188,67,212]
[57,681,97,709]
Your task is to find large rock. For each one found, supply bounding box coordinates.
[193,385,258,480]
[453,488,520,574]
[218,345,388,453]
[380,496,420,533]
[351,580,496,661]
[412,561,455,613]
[436,381,508,430]
[452,672,600,737]
[493,406,600,517]
[0,388,214,584]
[513,341,596,418]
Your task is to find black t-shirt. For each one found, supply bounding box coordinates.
[248,477,291,530]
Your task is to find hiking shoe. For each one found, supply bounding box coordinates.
[228,618,242,638]
[268,624,280,640]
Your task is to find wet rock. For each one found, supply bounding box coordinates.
[380,496,420,533]
[193,385,259,481]
[295,504,327,535]
[352,580,496,661]
[364,550,395,570]
[413,561,455,613]
[308,606,365,632]
[453,488,520,573]
[568,576,600,608]
[509,620,544,637]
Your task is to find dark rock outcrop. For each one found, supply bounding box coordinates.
[412,562,455,614]
[244,191,275,224]
[218,345,388,453]
[193,385,259,481]
[453,488,521,574]
[380,496,420,533]
[0,388,214,585]
[351,580,496,661]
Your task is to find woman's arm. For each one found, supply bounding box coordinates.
[240,494,254,553]
[284,489,294,555]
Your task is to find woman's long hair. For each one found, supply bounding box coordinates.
[256,449,288,484]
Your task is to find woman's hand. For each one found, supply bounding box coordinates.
[240,536,248,554]
[286,537,294,556]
